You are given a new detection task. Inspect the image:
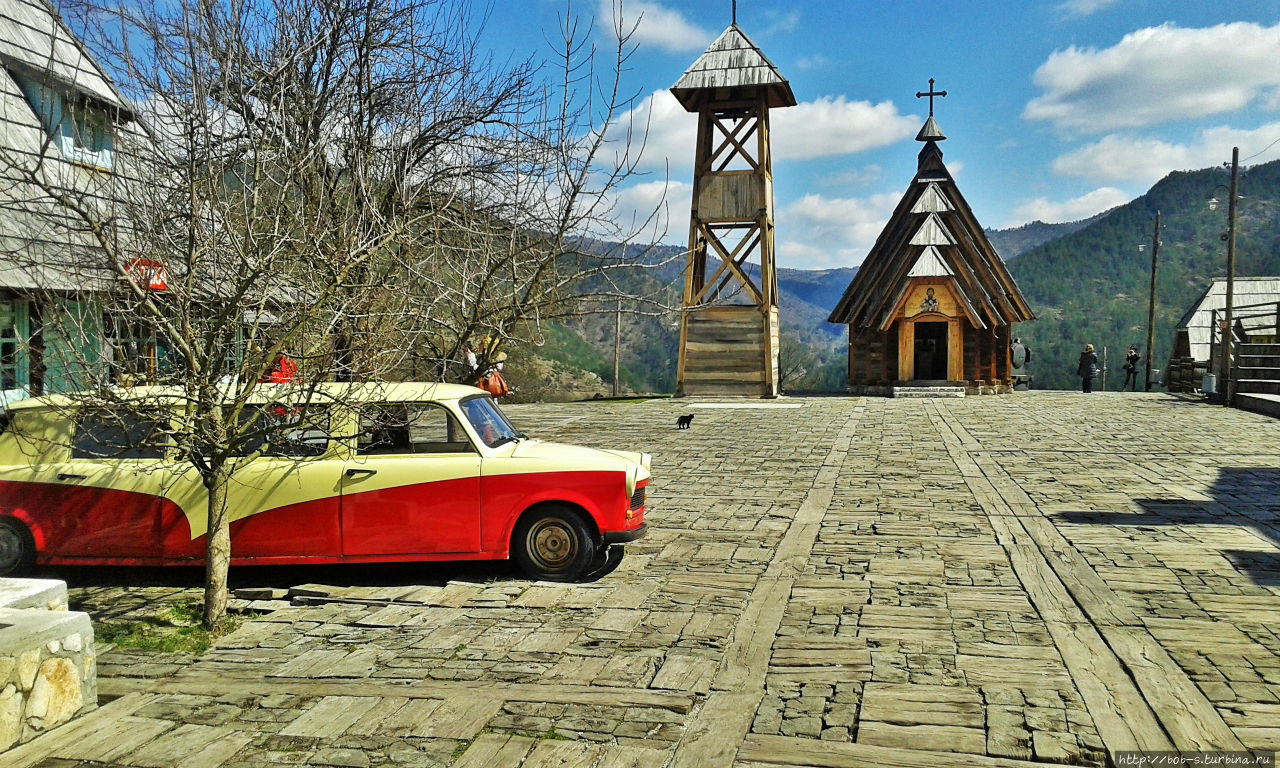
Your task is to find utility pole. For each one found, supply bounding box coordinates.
[1221,147,1239,406]
[1144,211,1159,391]
[612,300,621,398]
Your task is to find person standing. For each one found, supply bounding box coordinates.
[1121,345,1140,391]
[265,347,298,383]
[1077,343,1099,393]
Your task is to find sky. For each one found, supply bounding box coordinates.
[478,0,1280,270]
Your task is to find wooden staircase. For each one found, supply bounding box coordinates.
[1235,341,1280,418]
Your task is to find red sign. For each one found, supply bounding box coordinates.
[125,259,168,291]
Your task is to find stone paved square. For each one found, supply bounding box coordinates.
[8,392,1280,767]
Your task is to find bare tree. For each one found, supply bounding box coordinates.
[0,0,665,627]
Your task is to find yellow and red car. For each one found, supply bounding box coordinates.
[0,383,648,581]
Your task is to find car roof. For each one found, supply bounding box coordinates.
[2,381,487,411]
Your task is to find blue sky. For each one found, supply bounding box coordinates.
[479,0,1280,269]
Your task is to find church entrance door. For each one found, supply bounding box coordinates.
[914,321,949,380]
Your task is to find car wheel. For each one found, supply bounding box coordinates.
[513,506,595,582]
[0,518,35,576]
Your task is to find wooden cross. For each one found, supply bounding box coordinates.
[732,0,737,25]
[916,78,947,117]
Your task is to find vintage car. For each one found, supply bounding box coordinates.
[0,383,648,581]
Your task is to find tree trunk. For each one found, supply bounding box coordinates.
[202,463,232,629]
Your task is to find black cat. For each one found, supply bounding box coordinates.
[676,414,694,430]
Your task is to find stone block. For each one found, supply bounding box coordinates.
[1032,730,1079,764]
[0,605,96,752]
[24,657,83,733]
[0,579,68,612]
[0,683,19,751]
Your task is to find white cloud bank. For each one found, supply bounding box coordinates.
[776,192,901,270]
[601,0,712,53]
[1008,187,1130,227]
[1024,22,1280,132]
[1051,121,1280,186]
[613,90,917,174]
[608,179,692,246]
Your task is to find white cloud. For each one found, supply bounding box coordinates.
[1056,0,1119,19]
[776,193,901,270]
[794,54,830,71]
[1051,121,1280,186]
[1008,187,1130,226]
[1024,22,1280,132]
[761,10,800,35]
[612,90,917,174]
[774,97,918,160]
[601,0,713,54]
[609,179,692,245]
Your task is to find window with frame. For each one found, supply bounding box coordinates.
[105,315,159,385]
[60,99,114,169]
[70,104,108,152]
[231,404,331,458]
[358,404,473,455]
[72,409,167,459]
[10,70,115,170]
[0,298,29,392]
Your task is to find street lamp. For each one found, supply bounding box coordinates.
[1207,147,1239,406]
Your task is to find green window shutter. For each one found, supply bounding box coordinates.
[43,297,105,393]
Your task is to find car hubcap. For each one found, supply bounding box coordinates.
[529,519,577,571]
[0,527,22,572]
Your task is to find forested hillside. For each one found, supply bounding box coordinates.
[512,243,855,398]
[1009,159,1280,390]
[986,216,1104,260]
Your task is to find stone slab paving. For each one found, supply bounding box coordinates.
[8,392,1280,767]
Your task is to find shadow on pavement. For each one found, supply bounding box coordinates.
[44,558,519,593]
[1055,466,1280,587]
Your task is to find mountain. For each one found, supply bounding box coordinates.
[985,215,1106,260]
[1008,158,1280,391]
[524,158,1280,397]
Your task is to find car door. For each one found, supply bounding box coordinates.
[45,408,167,560]
[341,403,481,556]
[160,403,344,561]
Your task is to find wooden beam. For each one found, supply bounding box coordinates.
[692,223,763,306]
[898,320,913,381]
[949,318,963,381]
[98,676,695,714]
[709,113,760,171]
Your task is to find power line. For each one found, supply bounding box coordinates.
[1241,135,1280,163]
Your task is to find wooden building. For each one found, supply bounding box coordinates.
[0,0,145,403]
[1167,277,1280,393]
[671,24,794,397]
[827,88,1034,394]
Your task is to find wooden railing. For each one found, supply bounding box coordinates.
[1209,299,1280,402]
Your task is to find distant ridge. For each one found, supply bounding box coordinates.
[985,214,1106,260]
[533,159,1280,395]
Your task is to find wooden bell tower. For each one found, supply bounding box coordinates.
[671,23,795,397]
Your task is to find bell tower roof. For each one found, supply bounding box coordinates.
[670,24,796,112]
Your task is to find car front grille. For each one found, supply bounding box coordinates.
[629,485,646,512]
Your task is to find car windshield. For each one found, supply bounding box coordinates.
[459,395,522,448]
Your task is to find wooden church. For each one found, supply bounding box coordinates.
[827,83,1034,394]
